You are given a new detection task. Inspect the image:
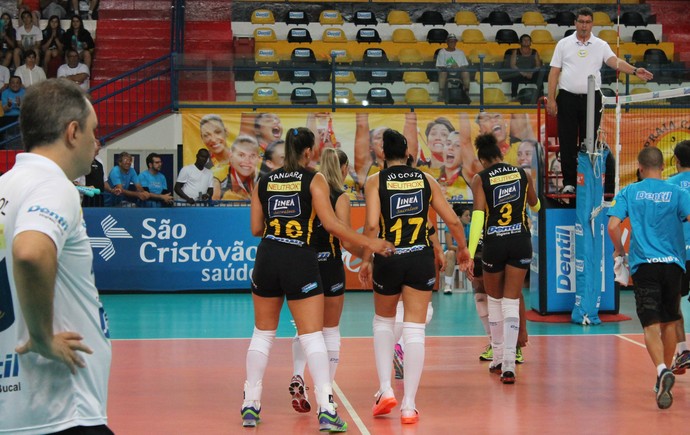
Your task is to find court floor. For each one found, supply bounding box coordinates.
[102,290,690,434]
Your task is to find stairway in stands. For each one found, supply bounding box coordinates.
[647,0,690,64]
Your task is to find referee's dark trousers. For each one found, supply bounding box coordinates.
[556,89,602,188]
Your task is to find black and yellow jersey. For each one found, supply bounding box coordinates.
[478,162,530,240]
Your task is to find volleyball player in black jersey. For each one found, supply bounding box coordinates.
[468,133,539,384]
[242,127,394,432]
[288,148,363,414]
[359,129,472,424]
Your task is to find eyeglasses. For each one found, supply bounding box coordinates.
[576,20,593,24]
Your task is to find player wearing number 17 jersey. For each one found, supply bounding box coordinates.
[359,129,472,424]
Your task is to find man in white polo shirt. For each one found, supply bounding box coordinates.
[57,48,91,91]
[546,7,653,195]
[0,78,112,434]
[174,148,215,204]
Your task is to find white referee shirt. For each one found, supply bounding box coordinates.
[0,153,111,434]
[550,33,615,94]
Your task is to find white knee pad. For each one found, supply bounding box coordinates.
[373,314,396,333]
[403,322,426,346]
[248,327,276,356]
[323,326,341,353]
[426,302,434,325]
[474,293,488,318]
[488,296,502,323]
[502,297,520,320]
[299,331,327,357]
[395,300,404,323]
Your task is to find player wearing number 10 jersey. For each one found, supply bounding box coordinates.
[359,128,472,424]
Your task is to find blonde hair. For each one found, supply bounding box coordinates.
[320,148,344,194]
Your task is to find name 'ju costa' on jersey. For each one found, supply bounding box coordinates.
[378,165,432,253]
[479,162,531,240]
[257,168,318,248]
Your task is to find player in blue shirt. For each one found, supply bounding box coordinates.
[607,146,690,410]
[667,141,690,374]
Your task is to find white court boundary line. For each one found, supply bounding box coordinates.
[333,381,370,435]
[616,334,646,348]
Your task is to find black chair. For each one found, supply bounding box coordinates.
[290,69,316,84]
[632,29,658,44]
[600,87,616,98]
[418,11,445,26]
[643,48,669,64]
[517,87,539,105]
[367,87,394,104]
[285,10,309,25]
[356,28,382,43]
[484,11,512,26]
[361,48,394,83]
[291,48,316,63]
[427,28,448,44]
[620,11,646,27]
[564,29,575,38]
[495,29,519,44]
[551,11,576,26]
[291,87,318,104]
[287,28,312,43]
[362,48,389,65]
[353,10,377,26]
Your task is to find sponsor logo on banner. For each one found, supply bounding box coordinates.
[555,225,575,293]
[89,215,132,261]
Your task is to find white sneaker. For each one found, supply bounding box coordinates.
[561,185,575,194]
[443,285,452,294]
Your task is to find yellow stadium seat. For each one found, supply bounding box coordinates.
[630,87,651,95]
[332,70,357,84]
[598,29,618,44]
[330,88,357,104]
[252,87,280,104]
[475,71,502,84]
[540,46,555,64]
[330,49,353,63]
[405,87,432,104]
[323,28,347,43]
[531,29,555,44]
[251,9,275,25]
[392,29,417,43]
[403,71,430,84]
[254,48,279,64]
[483,88,509,104]
[455,11,479,25]
[593,11,613,27]
[522,11,547,26]
[468,49,497,64]
[462,29,485,44]
[398,48,424,64]
[253,28,276,42]
[253,70,280,84]
[320,10,344,25]
[387,10,411,25]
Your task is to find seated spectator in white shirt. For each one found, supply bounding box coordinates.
[14,50,46,88]
[57,48,89,90]
[0,64,10,92]
[174,148,214,205]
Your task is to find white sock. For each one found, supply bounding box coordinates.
[246,327,276,388]
[323,326,341,382]
[474,293,491,337]
[488,296,504,364]
[657,363,668,377]
[502,297,520,371]
[292,335,306,378]
[677,341,688,354]
[299,331,330,409]
[444,276,453,287]
[394,301,404,345]
[401,322,425,411]
[426,302,434,325]
[373,314,396,393]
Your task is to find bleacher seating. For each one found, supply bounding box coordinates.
[291,87,318,104]
[455,11,479,26]
[387,10,411,25]
[285,10,309,26]
[405,87,432,104]
[419,11,445,26]
[357,28,381,43]
[251,9,274,25]
[319,10,344,26]
[367,87,395,104]
[495,29,519,44]
[521,11,547,27]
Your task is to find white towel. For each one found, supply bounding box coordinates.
[614,255,630,286]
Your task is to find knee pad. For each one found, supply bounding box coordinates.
[322,326,341,353]
[373,314,396,334]
[502,297,520,320]
[299,331,327,357]
[403,322,426,346]
[248,327,276,357]
[488,296,502,323]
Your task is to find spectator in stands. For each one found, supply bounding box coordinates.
[41,14,64,75]
[17,0,41,26]
[213,135,260,201]
[76,139,105,207]
[57,48,89,90]
[258,139,285,179]
[199,113,232,180]
[0,63,9,92]
[174,148,214,204]
[547,6,652,195]
[436,33,470,103]
[0,76,24,139]
[14,50,46,87]
[508,34,543,99]
[41,0,69,19]
[62,14,94,70]
[139,152,173,207]
[13,10,42,69]
[71,0,98,20]
[0,13,17,70]
[104,151,150,206]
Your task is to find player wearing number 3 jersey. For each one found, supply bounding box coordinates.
[359,128,472,424]
[468,133,538,385]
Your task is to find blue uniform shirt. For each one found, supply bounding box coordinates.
[608,178,690,274]
[138,170,168,208]
[668,171,690,260]
[105,166,140,206]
